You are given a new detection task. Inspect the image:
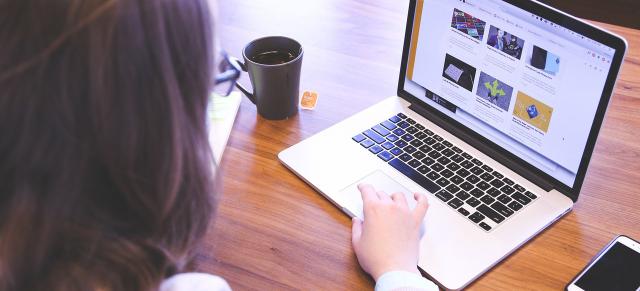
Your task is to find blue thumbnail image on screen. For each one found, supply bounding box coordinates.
[527,105,539,119]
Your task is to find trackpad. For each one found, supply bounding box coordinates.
[339,170,417,219]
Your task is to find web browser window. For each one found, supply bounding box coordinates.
[404,0,615,186]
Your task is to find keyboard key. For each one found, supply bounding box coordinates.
[414,132,427,140]
[481,165,493,172]
[480,195,495,205]
[460,160,474,169]
[377,151,393,162]
[418,145,432,153]
[432,143,445,151]
[433,135,444,142]
[451,154,464,163]
[435,190,453,202]
[352,134,366,142]
[440,169,454,178]
[447,198,464,209]
[466,175,480,184]
[410,139,423,147]
[392,128,406,136]
[386,134,399,142]
[412,151,426,160]
[466,197,481,208]
[470,166,484,175]
[514,184,526,192]
[477,204,505,224]
[428,151,442,159]
[446,162,461,171]
[389,115,402,123]
[497,194,512,205]
[476,181,491,191]
[406,126,418,134]
[404,145,417,154]
[388,159,441,193]
[500,185,515,195]
[450,175,464,185]
[479,173,494,182]
[360,139,374,148]
[492,171,504,179]
[502,177,515,185]
[461,152,473,159]
[423,137,436,145]
[456,168,471,177]
[451,146,462,153]
[381,120,397,130]
[423,128,434,135]
[372,124,390,136]
[397,113,407,119]
[446,184,461,194]
[524,191,538,200]
[430,164,444,172]
[491,202,514,217]
[399,153,412,162]
[408,159,421,168]
[512,192,532,205]
[436,177,450,187]
[508,201,523,211]
[369,145,383,154]
[441,149,455,157]
[455,191,470,200]
[470,188,484,198]
[469,211,485,223]
[390,148,403,156]
[401,134,414,142]
[394,140,408,148]
[381,141,394,150]
[458,208,470,216]
[406,118,416,125]
[487,187,501,197]
[363,129,385,144]
[471,158,483,166]
[421,157,435,165]
[460,182,474,191]
[426,171,441,181]
[417,165,430,174]
[437,157,451,165]
[397,121,410,129]
[415,124,425,130]
[442,140,453,147]
[490,179,505,188]
[479,222,492,231]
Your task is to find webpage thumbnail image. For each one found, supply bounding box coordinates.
[443,54,477,92]
[451,8,486,41]
[486,25,525,59]
[513,92,554,133]
[476,71,513,111]
[528,45,560,75]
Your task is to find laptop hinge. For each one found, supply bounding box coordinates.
[409,103,555,192]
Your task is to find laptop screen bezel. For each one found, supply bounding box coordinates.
[397,0,628,201]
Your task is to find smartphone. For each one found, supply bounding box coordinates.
[566,235,640,291]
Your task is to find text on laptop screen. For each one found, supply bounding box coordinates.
[403,0,616,187]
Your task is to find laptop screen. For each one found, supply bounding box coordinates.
[402,0,618,188]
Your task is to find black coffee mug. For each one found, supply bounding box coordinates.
[231,36,303,120]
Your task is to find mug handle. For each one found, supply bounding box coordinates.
[229,56,257,104]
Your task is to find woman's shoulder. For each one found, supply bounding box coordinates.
[160,273,231,291]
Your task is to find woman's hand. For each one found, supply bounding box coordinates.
[351,184,429,280]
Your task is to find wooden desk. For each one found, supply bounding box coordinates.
[196,0,640,289]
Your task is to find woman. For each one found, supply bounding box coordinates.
[0,0,436,290]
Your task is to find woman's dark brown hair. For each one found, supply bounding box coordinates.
[0,0,216,290]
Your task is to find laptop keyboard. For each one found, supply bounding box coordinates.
[352,113,539,232]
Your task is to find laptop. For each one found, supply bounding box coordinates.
[279,0,627,289]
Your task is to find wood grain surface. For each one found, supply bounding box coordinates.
[196,0,640,290]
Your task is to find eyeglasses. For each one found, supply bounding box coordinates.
[214,51,242,97]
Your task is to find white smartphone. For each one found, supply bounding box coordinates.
[566,235,640,291]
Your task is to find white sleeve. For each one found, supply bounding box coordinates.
[374,271,439,291]
[160,273,232,291]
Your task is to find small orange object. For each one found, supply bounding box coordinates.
[300,91,318,110]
